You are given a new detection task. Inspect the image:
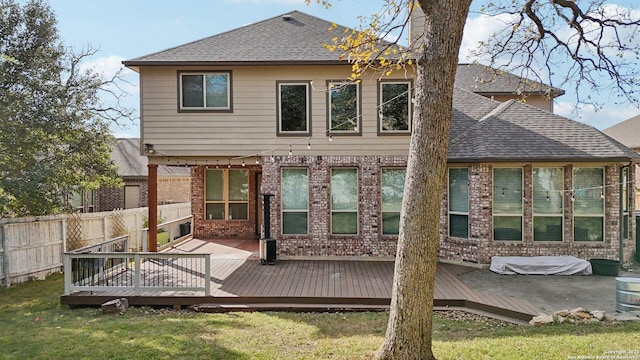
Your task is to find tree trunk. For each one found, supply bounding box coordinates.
[375,1,471,359]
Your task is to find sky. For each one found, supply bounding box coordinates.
[43,0,640,138]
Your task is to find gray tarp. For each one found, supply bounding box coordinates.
[490,256,593,275]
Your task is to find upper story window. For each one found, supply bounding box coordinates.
[327,81,360,135]
[378,80,411,134]
[179,71,232,111]
[493,167,523,241]
[573,167,605,241]
[448,168,469,239]
[277,81,311,136]
[533,167,564,241]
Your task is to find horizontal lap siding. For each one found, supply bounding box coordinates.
[140,65,412,157]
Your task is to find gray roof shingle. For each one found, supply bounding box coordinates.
[448,99,639,162]
[455,63,564,96]
[112,138,190,178]
[123,11,348,66]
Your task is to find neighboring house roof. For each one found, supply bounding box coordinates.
[448,97,640,162]
[455,63,565,97]
[123,11,348,66]
[112,138,190,178]
[602,114,640,150]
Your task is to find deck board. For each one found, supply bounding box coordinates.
[61,239,543,322]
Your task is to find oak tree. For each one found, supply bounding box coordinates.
[0,0,133,217]
[314,1,640,359]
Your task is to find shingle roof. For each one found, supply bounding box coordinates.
[455,63,565,97]
[123,11,347,66]
[602,114,640,149]
[448,99,639,162]
[112,138,190,178]
[450,87,500,139]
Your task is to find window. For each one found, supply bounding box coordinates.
[449,168,469,238]
[179,72,231,110]
[533,168,563,241]
[281,168,308,234]
[573,167,604,241]
[381,168,405,235]
[378,80,411,134]
[278,82,310,135]
[493,168,523,241]
[331,168,358,235]
[622,167,630,240]
[327,81,360,134]
[205,169,248,220]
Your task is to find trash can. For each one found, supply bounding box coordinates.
[616,277,640,312]
[179,222,191,237]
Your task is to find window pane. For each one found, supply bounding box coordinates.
[280,84,308,132]
[574,216,603,241]
[206,170,223,201]
[228,170,248,201]
[381,83,409,131]
[206,203,225,220]
[332,212,357,234]
[282,212,307,234]
[534,216,562,241]
[182,75,203,107]
[533,168,563,214]
[449,168,468,213]
[229,203,248,220]
[205,74,228,108]
[330,83,358,131]
[494,216,522,240]
[282,169,308,210]
[574,168,604,215]
[331,169,357,211]
[450,214,468,238]
[494,168,522,214]
[382,212,400,235]
[382,169,405,212]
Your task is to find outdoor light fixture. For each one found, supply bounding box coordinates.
[144,143,154,154]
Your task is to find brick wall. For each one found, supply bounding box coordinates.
[158,176,191,204]
[440,163,637,265]
[191,165,260,240]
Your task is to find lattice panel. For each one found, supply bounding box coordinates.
[66,212,84,251]
[110,209,126,238]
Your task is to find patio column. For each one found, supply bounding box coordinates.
[148,163,158,252]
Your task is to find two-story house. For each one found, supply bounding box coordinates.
[123,10,637,265]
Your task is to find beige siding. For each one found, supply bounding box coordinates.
[490,94,554,112]
[140,65,415,159]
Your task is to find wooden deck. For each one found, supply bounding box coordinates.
[61,239,543,323]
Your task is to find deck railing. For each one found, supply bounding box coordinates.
[63,252,211,296]
[141,215,193,252]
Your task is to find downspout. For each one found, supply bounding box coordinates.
[620,162,632,264]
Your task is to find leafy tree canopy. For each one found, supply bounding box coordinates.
[0,0,132,217]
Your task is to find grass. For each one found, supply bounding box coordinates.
[1,274,639,359]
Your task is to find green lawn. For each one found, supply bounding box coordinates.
[1,274,639,359]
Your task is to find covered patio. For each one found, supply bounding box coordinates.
[61,238,543,323]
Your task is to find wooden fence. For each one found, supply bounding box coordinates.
[0,203,191,287]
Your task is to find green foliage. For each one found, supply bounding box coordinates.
[0,0,128,217]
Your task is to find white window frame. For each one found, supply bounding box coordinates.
[533,167,564,242]
[448,168,469,239]
[492,167,524,241]
[281,168,309,235]
[330,168,359,235]
[573,167,605,242]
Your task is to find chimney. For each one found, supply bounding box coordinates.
[408,1,425,46]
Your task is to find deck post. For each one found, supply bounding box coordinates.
[63,254,71,295]
[204,254,211,296]
[148,164,158,252]
[134,253,141,295]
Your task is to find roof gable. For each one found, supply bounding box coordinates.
[602,114,640,149]
[112,138,190,177]
[455,63,564,97]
